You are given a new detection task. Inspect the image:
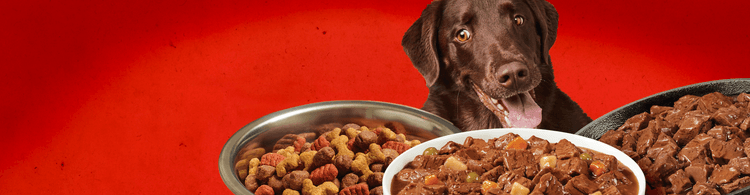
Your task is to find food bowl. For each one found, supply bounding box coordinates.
[576,78,750,139]
[383,128,646,195]
[219,100,462,194]
[575,78,750,195]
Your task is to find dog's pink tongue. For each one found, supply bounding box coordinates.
[500,92,542,128]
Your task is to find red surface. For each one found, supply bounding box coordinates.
[1,0,748,194]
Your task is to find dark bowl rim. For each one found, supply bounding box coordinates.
[576,78,750,138]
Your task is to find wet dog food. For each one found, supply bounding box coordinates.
[391,133,639,195]
[598,92,750,195]
[235,123,422,195]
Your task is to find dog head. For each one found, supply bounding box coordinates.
[403,0,559,128]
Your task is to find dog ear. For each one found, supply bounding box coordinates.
[402,1,442,87]
[530,0,559,65]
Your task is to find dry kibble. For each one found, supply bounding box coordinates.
[342,123,361,131]
[235,159,249,182]
[382,141,410,154]
[311,147,335,171]
[370,164,384,173]
[339,183,369,195]
[366,172,384,188]
[369,186,383,195]
[255,185,274,195]
[236,124,422,193]
[310,164,338,185]
[268,176,284,194]
[260,153,286,167]
[274,134,301,152]
[283,189,301,195]
[333,154,353,176]
[256,165,276,181]
[282,170,310,191]
[312,136,331,151]
[354,130,378,151]
[245,174,259,192]
[382,149,399,166]
[341,173,360,189]
[302,179,339,195]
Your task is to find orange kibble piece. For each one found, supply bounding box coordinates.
[424,174,439,185]
[505,136,528,150]
[590,160,607,176]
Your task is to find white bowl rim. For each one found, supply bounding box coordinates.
[383,128,646,195]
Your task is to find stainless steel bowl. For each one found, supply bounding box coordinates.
[218,100,462,194]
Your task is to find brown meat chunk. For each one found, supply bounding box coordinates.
[712,106,747,127]
[729,157,750,175]
[674,111,712,146]
[720,176,750,194]
[530,173,564,195]
[698,92,733,113]
[709,165,741,186]
[599,130,624,148]
[684,164,715,185]
[667,169,692,194]
[709,139,745,164]
[554,139,581,160]
[502,149,538,177]
[617,112,653,132]
[644,132,679,161]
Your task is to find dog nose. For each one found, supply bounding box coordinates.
[497,62,530,89]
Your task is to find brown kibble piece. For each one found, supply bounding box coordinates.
[366,172,383,188]
[333,154,353,176]
[245,174,259,192]
[354,130,378,151]
[256,165,276,181]
[268,176,284,194]
[369,186,383,195]
[311,147,335,171]
[341,173,360,189]
[283,170,311,191]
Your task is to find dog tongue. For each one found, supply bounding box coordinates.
[500,92,542,128]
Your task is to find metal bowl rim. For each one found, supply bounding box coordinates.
[218,100,460,194]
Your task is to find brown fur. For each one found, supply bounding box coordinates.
[402,0,591,133]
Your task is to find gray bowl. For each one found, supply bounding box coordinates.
[576,78,750,139]
[218,100,461,194]
[575,78,750,195]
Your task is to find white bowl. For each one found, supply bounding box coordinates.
[383,128,646,195]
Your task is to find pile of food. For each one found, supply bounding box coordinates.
[391,133,638,195]
[234,123,422,195]
[598,92,750,194]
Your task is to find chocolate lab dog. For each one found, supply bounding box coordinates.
[402,0,591,133]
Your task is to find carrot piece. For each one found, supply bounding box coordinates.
[424,174,439,185]
[505,136,528,150]
[481,180,500,194]
[590,160,608,176]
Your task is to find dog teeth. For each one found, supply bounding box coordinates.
[491,98,498,104]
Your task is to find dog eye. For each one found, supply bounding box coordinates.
[456,29,471,42]
[514,15,524,26]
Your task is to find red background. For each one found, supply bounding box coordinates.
[1,0,748,194]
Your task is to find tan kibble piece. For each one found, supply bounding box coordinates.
[302,179,339,195]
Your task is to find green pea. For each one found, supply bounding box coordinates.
[580,153,592,161]
[466,172,480,183]
[423,147,438,155]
